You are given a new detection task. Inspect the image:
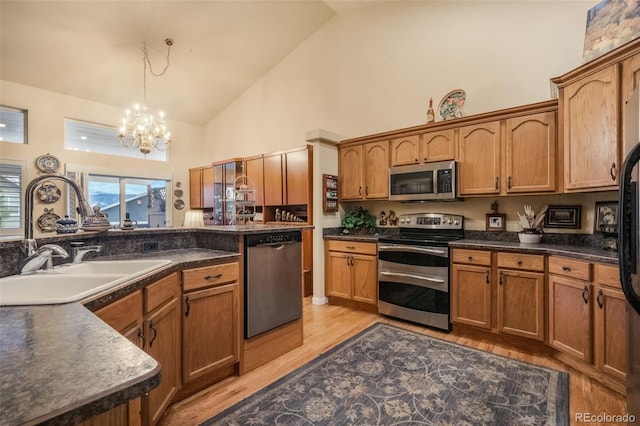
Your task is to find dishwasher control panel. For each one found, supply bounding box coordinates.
[245,230,302,247]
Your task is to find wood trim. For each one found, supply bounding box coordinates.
[241,319,303,374]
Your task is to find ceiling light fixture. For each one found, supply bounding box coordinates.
[119,38,173,156]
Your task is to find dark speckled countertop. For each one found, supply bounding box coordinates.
[0,248,239,425]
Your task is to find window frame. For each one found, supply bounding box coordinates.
[0,159,27,236]
[0,105,28,145]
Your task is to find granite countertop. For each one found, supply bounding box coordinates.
[0,248,239,425]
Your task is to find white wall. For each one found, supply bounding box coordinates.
[203,1,597,158]
[0,80,205,234]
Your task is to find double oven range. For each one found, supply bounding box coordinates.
[378,213,464,332]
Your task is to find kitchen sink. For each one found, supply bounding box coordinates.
[0,259,172,306]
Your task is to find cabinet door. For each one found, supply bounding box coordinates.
[244,156,264,206]
[182,283,239,383]
[497,269,544,341]
[421,129,456,162]
[505,111,556,193]
[263,154,283,205]
[144,297,181,426]
[201,167,215,208]
[451,264,492,329]
[458,121,501,195]
[351,254,377,305]
[622,52,640,158]
[390,135,419,166]
[326,251,352,298]
[548,275,592,362]
[339,145,363,200]
[285,148,309,205]
[189,168,203,209]
[594,284,628,381]
[363,141,389,199]
[563,64,619,190]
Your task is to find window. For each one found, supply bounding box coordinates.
[65,118,167,162]
[86,174,169,228]
[0,106,28,144]
[0,161,25,235]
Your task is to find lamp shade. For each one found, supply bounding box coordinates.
[183,210,204,228]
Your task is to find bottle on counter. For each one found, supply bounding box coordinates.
[426,98,435,123]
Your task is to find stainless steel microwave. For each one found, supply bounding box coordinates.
[389,160,457,201]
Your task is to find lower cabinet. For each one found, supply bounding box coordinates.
[93,273,181,426]
[181,262,240,384]
[451,249,544,341]
[325,240,377,306]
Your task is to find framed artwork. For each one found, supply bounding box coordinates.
[594,201,619,232]
[544,205,581,229]
[583,0,640,63]
[486,213,505,232]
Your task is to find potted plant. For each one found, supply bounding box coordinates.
[516,204,548,243]
[341,206,377,235]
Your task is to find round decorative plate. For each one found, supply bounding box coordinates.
[37,181,62,203]
[35,153,61,174]
[174,199,185,210]
[174,189,184,198]
[438,89,466,121]
[37,208,61,232]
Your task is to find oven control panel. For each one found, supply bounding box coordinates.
[398,213,463,229]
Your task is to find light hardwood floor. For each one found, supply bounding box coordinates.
[159,298,628,426]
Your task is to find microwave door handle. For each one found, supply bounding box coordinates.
[378,245,447,256]
[380,271,446,284]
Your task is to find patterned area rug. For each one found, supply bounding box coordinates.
[201,323,569,425]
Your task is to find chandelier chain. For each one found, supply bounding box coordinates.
[141,40,173,104]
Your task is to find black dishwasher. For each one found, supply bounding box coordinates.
[244,231,302,339]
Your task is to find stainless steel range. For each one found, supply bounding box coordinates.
[378,213,464,332]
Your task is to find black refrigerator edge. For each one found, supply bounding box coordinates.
[619,86,640,418]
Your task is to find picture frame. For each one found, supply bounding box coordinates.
[486,213,505,232]
[544,205,581,229]
[594,201,619,232]
[582,0,640,64]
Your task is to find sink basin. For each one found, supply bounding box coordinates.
[0,274,128,305]
[0,259,172,306]
[52,259,172,276]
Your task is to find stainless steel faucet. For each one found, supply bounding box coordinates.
[21,244,69,274]
[72,245,103,263]
[23,174,93,256]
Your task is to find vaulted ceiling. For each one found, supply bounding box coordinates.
[0,1,385,126]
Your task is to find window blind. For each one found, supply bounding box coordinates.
[0,163,22,229]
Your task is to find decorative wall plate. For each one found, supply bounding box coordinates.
[438,89,466,121]
[37,181,62,203]
[174,199,185,210]
[37,208,61,232]
[174,189,184,198]
[35,153,61,174]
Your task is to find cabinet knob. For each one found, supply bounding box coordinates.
[517,260,522,266]
[562,266,571,272]
[468,256,473,261]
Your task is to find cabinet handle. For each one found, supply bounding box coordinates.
[486,271,490,283]
[423,157,427,162]
[495,177,499,190]
[597,289,604,309]
[358,186,362,196]
[507,176,512,189]
[468,255,473,261]
[149,320,157,348]
[499,271,503,285]
[365,186,369,196]
[415,158,419,163]
[137,328,145,349]
[204,273,223,280]
[610,162,616,181]
[517,260,522,266]
[562,266,571,272]
[185,296,191,317]
[346,245,356,249]
[346,256,351,266]
[582,286,589,304]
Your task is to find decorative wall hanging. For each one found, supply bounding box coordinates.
[544,205,581,229]
[35,153,61,174]
[37,208,61,232]
[36,181,62,203]
[583,0,640,63]
[438,89,466,120]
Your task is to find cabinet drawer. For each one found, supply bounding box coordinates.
[497,252,544,271]
[326,240,377,255]
[95,290,142,333]
[548,256,591,281]
[182,262,239,291]
[594,263,621,289]
[451,249,491,266]
[145,272,180,313]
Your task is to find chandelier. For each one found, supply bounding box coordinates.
[120,38,173,156]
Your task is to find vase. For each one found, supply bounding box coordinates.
[518,232,542,244]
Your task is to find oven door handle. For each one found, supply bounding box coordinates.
[378,245,447,256]
[380,271,446,284]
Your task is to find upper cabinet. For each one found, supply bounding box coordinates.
[339,141,389,201]
[552,38,640,192]
[458,121,502,196]
[189,166,214,209]
[390,129,455,166]
[263,145,312,207]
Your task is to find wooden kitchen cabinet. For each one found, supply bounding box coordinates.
[548,257,592,362]
[325,240,377,307]
[189,166,214,209]
[458,121,501,196]
[181,262,239,384]
[390,129,455,166]
[451,262,492,329]
[263,153,284,206]
[244,154,264,206]
[339,141,389,200]
[263,146,311,207]
[561,65,620,191]
[622,51,640,157]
